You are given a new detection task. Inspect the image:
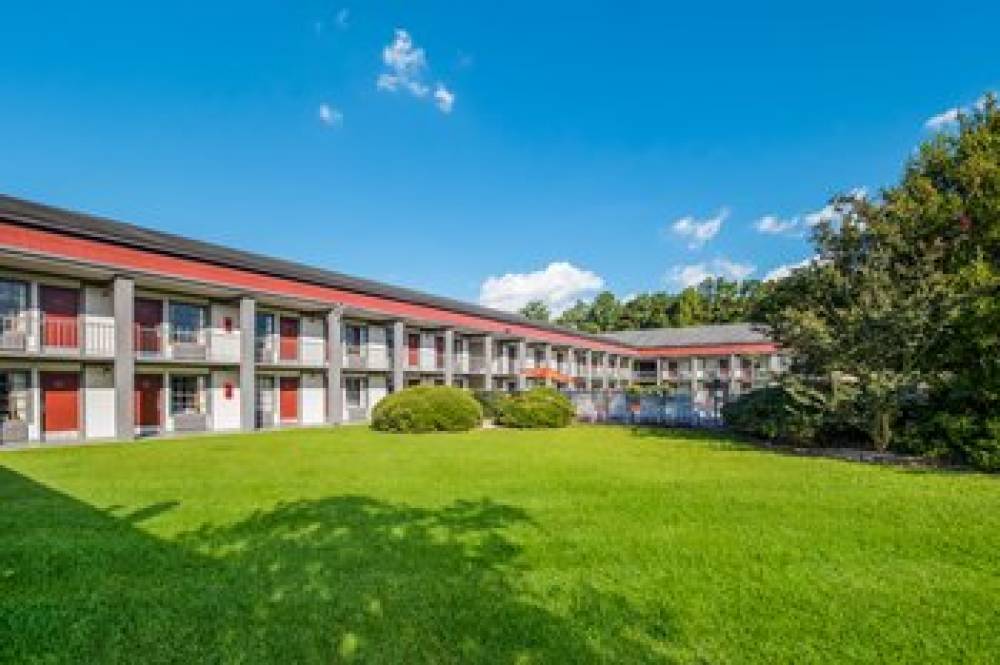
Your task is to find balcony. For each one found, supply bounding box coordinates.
[345,350,368,370]
[0,313,115,357]
[0,314,29,352]
[468,355,486,373]
[635,369,658,381]
[137,325,209,362]
[345,349,389,371]
[171,329,208,361]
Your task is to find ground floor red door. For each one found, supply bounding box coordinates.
[135,374,163,429]
[41,372,79,434]
[279,377,299,422]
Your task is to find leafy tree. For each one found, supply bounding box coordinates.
[761,94,1000,464]
[555,300,591,329]
[588,292,623,331]
[552,279,766,332]
[518,300,550,322]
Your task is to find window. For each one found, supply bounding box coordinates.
[345,324,365,354]
[0,371,29,421]
[0,280,27,319]
[345,377,366,408]
[170,375,201,415]
[255,313,275,338]
[170,303,205,344]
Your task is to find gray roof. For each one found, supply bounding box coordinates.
[600,323,773,348]
[0,193,625,348]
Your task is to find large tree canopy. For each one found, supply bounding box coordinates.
[759,95,999,465]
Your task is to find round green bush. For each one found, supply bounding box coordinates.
[371,386,483,433]
[497,387,575,429]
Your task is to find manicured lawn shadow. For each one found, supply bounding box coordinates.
[1,467,672,663]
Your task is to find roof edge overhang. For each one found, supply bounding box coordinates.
[0,194,638,352]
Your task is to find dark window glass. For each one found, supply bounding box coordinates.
[0,280,27,319]
[170,303,205,344]
[170,375,201,414]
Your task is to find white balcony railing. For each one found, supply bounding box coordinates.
[0,314,29,352]
[0,313,115,357]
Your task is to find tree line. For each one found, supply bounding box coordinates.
[518,279,770,332]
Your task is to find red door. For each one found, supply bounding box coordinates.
[134,374,163,428]
[279,317,299,361]
[408,333,420,367]
[41,372,79,434]
[279,377,299,422]
[134,298,163,354]
[40,286,79,348]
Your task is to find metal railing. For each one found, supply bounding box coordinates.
[345,350,368,369]
[135,324,162,355]
[84,320,115,356]
[40,317,80,350]
[0,314,29,352]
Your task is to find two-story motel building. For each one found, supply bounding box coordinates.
[0,195,782,445]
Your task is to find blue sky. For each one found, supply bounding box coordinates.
[2,1,997,313]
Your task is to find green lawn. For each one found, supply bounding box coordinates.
[1,426,998,664]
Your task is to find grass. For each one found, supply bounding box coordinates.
[1,425,998,664]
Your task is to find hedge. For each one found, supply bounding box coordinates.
[496,387,575,429]
[371,386,483,433]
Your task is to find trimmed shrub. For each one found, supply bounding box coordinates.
[497,387,575,429]
[371,386,482,433]
[472,390,508,420]
[722,383,866,447]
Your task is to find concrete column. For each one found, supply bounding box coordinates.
[655,358,663,387]
[444,329,455,386]
[516,339,527,390]
[392,320,405,392]
[28,281,40,352]
[239,297,256,431]
[690,356,699,410]
[585,350,593,390]
[327,307,343,424]
[483,334,494,390]
[113,276,135,441]
[29,366,41,441]
[729,353,738,400]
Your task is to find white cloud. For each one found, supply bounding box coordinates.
[803,203,837,227]
[434,83,455,113]
[376,29,455,113]
[336,8,350,29]
[667,258,755,288]
[924,92,996,132]
[925,107,960,131]
[478,262,605,314]
[318,103,343,127]
[754,214,799,235]
[763,256,816,281]
[669,208,727,249]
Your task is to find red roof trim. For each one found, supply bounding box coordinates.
[0,221,635,353]
[638,342,778,357]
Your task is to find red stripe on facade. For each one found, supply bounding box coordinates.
[0,221,635,353]
[637,342,778,358]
